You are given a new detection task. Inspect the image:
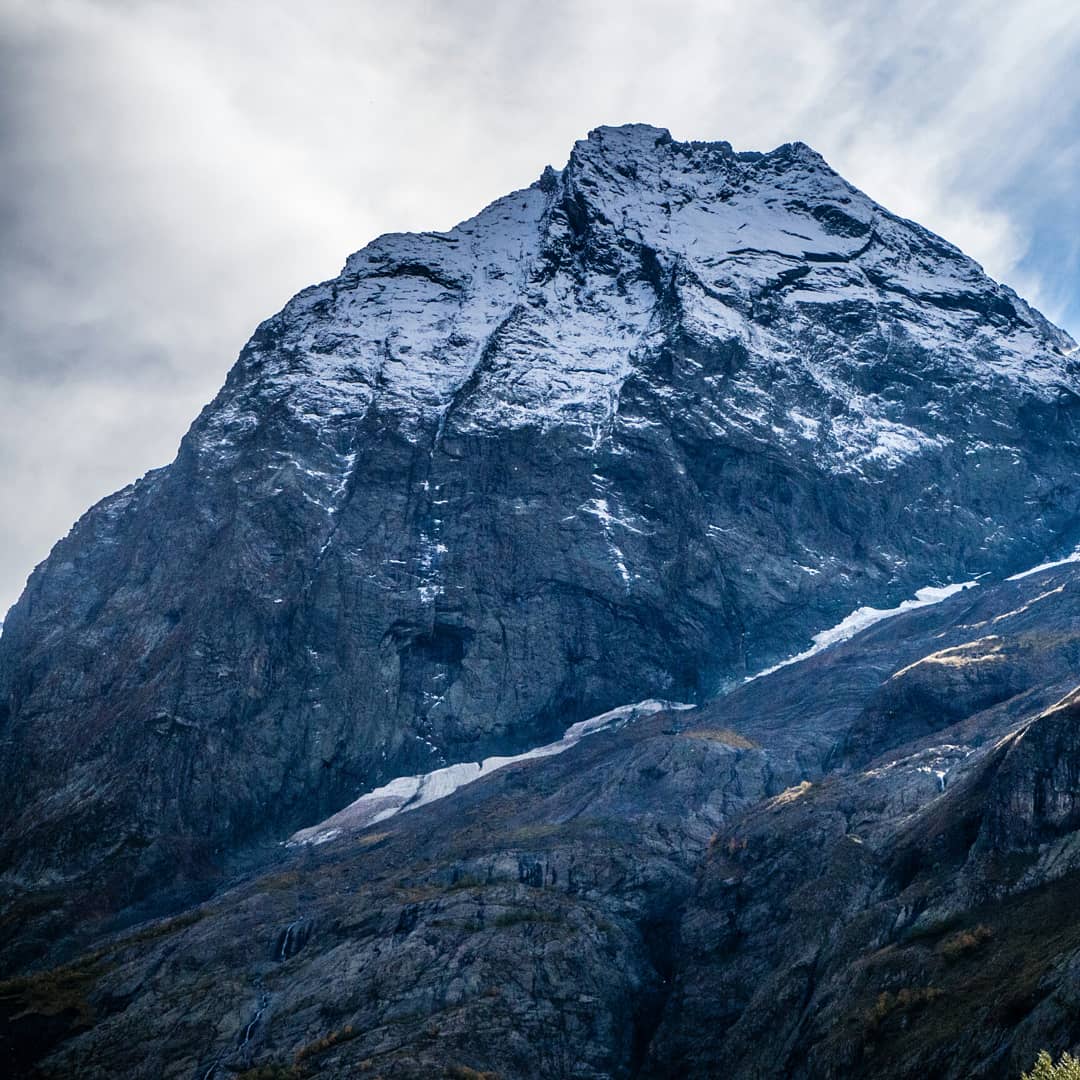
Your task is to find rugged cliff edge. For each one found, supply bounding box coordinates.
[1,124,1079,1017]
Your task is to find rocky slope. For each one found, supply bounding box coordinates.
[2,123,1080,1075]
[7,558,1080,1078]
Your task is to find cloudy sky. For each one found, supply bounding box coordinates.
[1,0,1078,616]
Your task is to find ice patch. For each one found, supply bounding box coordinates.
[288,698,693,846]
[1006,547,1080,581]
[747,581,978,682]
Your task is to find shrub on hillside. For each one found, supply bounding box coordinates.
[1022,1050,1080,1080]
[939,923,994,961]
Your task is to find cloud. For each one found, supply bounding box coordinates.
[1,0,1077,614]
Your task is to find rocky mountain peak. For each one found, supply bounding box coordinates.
[206,122,1074,474]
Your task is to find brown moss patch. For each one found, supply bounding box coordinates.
[682,728,760,749]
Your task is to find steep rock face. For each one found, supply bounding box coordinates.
[1,125,1078,938]
[649,682,1080,1076]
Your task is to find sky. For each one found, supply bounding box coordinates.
[1,0,1078,617]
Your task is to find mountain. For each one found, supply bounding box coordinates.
[2,124,1080,1076]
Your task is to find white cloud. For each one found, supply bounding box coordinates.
[1,0,1077,614]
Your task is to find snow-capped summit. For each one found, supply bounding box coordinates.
[200,123,1074,482]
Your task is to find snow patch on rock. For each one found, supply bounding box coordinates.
[288,698,694,846]
[1007,547,1080,581]
[747,581,978,682]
